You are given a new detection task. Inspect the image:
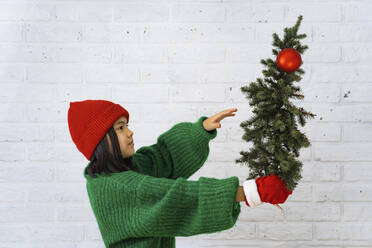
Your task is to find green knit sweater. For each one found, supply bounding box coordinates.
[83,116,241,248]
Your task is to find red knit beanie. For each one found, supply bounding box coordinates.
[67,100,129,161]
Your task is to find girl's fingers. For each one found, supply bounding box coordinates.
[214,108,237,122]
[222,109,237,118]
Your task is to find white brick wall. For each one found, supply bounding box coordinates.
[0,0,371,247]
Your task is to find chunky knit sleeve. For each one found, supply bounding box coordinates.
[132,116,217,179]
[107,171,241,239]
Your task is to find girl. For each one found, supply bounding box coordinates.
[67,99,291,248]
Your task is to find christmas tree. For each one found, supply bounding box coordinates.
[235,15,316,192]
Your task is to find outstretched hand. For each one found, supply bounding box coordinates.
[202,108,238,132]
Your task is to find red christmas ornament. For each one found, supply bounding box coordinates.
[276,48,302,73]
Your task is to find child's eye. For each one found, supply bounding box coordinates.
[119,124,129,130]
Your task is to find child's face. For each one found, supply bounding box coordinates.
[106,115,135,158]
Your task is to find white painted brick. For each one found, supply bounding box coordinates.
[0,103,25,122]
[169,44,225,63]
[316,222,372,240]
[285,202,341,221]
[0,123,53,142]
[287,3,342,22]
[341,84,372,103]
[83,45,111,63]
[0,142,25,161]
[25,23,82,43]
[28,141,83,163]
[314,23,372,43]
[83,85,112,100]
[55,3,112,22]
[301,123,341,142]
[27,142,55,161]
[112,85,168,102]
[229,44,276,63]
[172,4,225,23]
[314,142,372,161]
[301,162,313,182]
[344,2,372,22]
[171,84,225,102]
[200,63,257,83]
[200,24,255,43]
[56,205,94,221]
[319,166,342,182]
[55,162,86,182]
[199,221,255,240]
[0,64,24,82]
[85,64,139,83]
[0,83,55,103]
[83,23,141,43]
[127,124,169,144]
[287,182,312,202]
[0,44,44,62]
[238,203,285,222]
[343,123,372,142]
[26,243,77,248]
[142,25,177,43]
[0,163,54,182]
[27,182,85,203]
[342,44,372,63]
[350,108,371,125]
[344,204,372,221]
[27,224,84,242]
[168,64,202,83]
[299,146,312,161]
[311,64,372,83]
[143,24,255,44]
[312,103,372,122]
[305,44,341,63]
[254,22,312,44]
[0,3,52,21]
[56,102,71,123]
[0,44,83,63]
[344,165,372,182]
[311,164,341,182]
[0,183,26,202]
[258,223,312,240]
[140,64,170,83]
[46,45,82,63]
[226,4,284,23]
[114,3,169,22]
[55,84,86,103]
[190,163,229,181]
[112,44,167,63]
[24,103,59,122]
[300,83,341,103]
[54,142,86,162]
[0,204,54,222]
[314,183,372,202]
[209,142,245,162]
[0,23,22,42]
[142,104,196,123]
[0,225,28,242]
[84,222,104,241]
[26,64,82,83]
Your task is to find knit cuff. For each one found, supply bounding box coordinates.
[190,116,217,144]
[243,179,262,208]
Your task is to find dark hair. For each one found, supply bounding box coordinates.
[85,125,139,178]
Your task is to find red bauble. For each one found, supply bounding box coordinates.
[276,48,302,73]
